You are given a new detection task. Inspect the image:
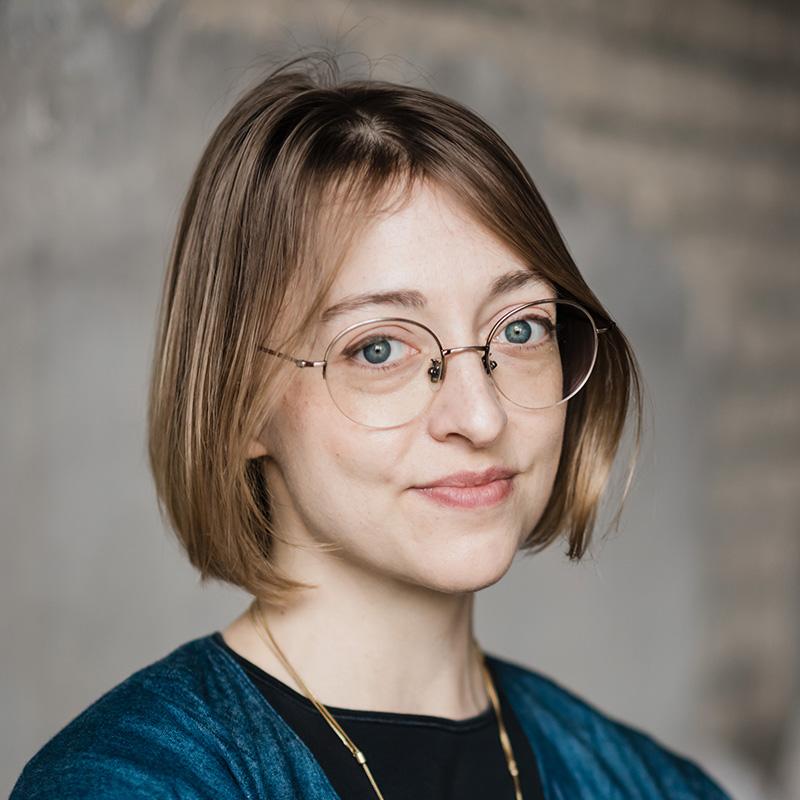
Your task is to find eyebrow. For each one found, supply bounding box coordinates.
[319,268,554,324]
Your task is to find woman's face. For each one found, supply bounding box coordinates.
[250,181,567,596]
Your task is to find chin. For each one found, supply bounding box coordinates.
[421,567,510,596]
[410,537,517,595]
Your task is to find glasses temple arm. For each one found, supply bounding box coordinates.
[258,346,325,368]
[595,320,616,334]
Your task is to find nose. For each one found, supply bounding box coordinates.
[423,345,508,445]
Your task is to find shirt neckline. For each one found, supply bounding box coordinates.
[211,630,496,732]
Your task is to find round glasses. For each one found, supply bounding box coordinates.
[259,299,615,430]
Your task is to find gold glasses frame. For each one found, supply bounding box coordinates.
[258,298,616,427]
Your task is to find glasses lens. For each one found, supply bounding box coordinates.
[326,320,442,428]
[487,300,598,410]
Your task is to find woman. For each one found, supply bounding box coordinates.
[11,53,731,799]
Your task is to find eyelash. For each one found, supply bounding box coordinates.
[341,314,555,370]
[341,336,409,371]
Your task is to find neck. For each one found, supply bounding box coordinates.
[221,562,488,721]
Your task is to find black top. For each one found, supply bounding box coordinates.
[213,632,545,799]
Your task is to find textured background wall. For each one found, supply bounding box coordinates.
[2,1,798,798]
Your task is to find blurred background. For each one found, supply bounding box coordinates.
[2,1,798,798]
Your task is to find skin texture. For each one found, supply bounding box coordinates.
[222,180,566,720]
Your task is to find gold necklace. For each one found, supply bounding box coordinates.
[247,598,523,799]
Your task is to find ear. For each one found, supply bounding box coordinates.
[246,423,269,459]
[246,438,269,459]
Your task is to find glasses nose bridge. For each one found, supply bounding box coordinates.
[442,344,487,356]
[436,343,496,382]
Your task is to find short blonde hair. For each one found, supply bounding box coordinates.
[147,52,645,607]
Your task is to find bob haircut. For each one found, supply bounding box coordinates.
[147,52,645,608]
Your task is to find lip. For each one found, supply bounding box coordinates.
[410,466,517,510]
[412,477,515,509]
[413,466,517,489]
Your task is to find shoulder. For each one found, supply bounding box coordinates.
[10,634,257,799]
[487,653,732,799]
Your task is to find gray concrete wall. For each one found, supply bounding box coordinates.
[2,1,798,798]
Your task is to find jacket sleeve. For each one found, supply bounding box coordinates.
[9,681,249,800]
[611,720,732,799]
[497,657,734,800]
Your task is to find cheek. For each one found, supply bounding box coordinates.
[542,405,568,461]
[538,409,568,496]
[511,406,567,516]
[276,382,404,505]
[512,402,567,461]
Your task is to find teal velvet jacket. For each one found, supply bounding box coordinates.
[11,632,732,799]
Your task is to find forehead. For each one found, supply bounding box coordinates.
[324,181,554,306]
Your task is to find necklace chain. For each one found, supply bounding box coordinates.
[247,598,523,800]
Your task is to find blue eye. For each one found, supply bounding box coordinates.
[343,336,412,370]
[358,337,393,365]
[496,316,553,347]
[504,320,533,344]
